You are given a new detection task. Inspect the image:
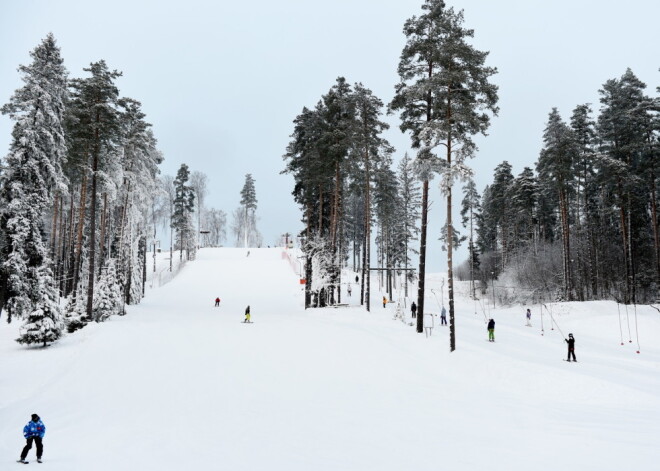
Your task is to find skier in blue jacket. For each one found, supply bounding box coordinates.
[18,414,45,463]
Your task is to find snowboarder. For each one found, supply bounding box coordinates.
[244,305,251,323]
[441,306,447,325]
[382,296,387,308]
[18,414,45,464]
[565,333,577,362]
[215,297,221,307]
[487,318,495,342]
[525,308,532,326]
[411,301,417,319]
[347,285,352,297]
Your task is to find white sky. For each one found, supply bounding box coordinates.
[1,0,658,271]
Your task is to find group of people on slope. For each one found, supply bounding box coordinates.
[409,302,447,325]
[214,297,251,323]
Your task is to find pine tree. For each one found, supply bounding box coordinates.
[239,174,258,248]
[352,83,393,310]
[16,266,63,346]
[397,153,421,298]
[460,179,481,298]
[390,0,498,348]
[92,259,122,322]
[68,60,123,320]
[171,164,195,260]
[0,34,68,340]
[537,108,577,300]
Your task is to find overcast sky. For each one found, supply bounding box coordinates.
[1,0,658,272]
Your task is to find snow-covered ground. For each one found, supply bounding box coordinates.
[1,248,659,470]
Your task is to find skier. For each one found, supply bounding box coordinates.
[565,333,577,362]
[347,285,352,297]
[411,301,417,319]
[382,296,387,308]
[355,275,359,283]
[441,306,447,325]
[18,414,45,464]
[244,305,251,323]
[487,318,495,342]
[246,250,250,257]
[525,308,532,326]
[215,297,221,307]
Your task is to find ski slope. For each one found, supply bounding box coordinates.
[1,248,659,470]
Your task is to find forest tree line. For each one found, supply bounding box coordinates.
[458,68,660,305]
[0,34,248,346]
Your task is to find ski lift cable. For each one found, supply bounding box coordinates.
[543,304,565,339]
[616,301,624,345]
[624,302,633,343]
[633,303,641,354]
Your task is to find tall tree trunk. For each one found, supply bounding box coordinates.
[98,192,108,276]
[85,143,100,320]
[72,175,88,303]
[617,178,630,303]
[417,179,429,334]
[51,193,59,259]
[650,172,660,285]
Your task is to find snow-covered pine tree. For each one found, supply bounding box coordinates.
[0,34,68,337]
[397,153,421,297]
[460,178,481,298]
[390,0,499,347]
[92,259,122,322]
[16,266,63,346]
[352,83,393,310]
[537,108,578,301]
[239,174,258,248]
[171,164,195,260]
[68,60,123,320]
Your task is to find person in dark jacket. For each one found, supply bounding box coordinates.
[565,333,577,361]
[19,414,45,463]
[410,302,417,319]
[244,305,251,323]
[487,319,495,342]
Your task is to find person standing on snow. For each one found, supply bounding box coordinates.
[487,318,495,342]
[565,333,577,362]
[18,414,45,464]
[411,301,417,319]
[441,306,447,325]
[525,308,532,326]
[244,305,251,323]
[215,297,221,307]
[382,296,387,308]
[347,285,352,297]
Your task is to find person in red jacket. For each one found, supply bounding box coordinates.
[215,297,220,307]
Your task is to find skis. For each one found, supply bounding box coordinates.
[563,359,578,362]
[16,460,28,464]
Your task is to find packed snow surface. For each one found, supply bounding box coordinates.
[1,248,659,470]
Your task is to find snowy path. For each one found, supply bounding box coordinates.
[1,248,659,470]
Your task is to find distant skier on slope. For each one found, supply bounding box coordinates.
[411,301,417,319]
[215,297,221,307]
[565,333,577,362]
[18,414,45,464]
[244,305,251,323]
[382,296,387,308]
[441,306,447,325]
[487,318,495,342]
[525,308,532,326]
[347,285,352,297]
